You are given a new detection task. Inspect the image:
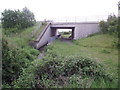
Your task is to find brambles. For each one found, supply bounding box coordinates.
[13,51,115,88]
[2,35,39,87]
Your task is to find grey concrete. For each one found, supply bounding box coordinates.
[35,22,100,49]
[36,23,51,49]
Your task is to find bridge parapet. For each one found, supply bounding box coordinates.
[51,22,99,28]
[51,22,99,25]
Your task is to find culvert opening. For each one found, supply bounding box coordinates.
[50,27,75,40]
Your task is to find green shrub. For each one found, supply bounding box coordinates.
[99,21,108,33]
[1,7,36,35]
[99,14,118,36]
[1,8,36,29]
[13,53,115,88]
[3,27,18,35]
[2,36,37,86]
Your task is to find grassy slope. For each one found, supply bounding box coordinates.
[6,26,35,49]
[6,22,46,48]
[49,34,118,78]
[31,22,47,40]
[2,23,44,61]
[34,23,47,39]
[74,34,118,76]
[2,22,48,88]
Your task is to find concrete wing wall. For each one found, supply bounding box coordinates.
[74,23,100,39]
[36,24,51,49]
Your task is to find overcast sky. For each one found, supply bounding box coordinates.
[0,0,119,22]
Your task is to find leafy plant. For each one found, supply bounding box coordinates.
[13,52,115,88]
[99,14,118,36]
[1,7,36,34]
[2,35,38,86]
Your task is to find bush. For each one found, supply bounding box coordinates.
[13,52,114,88]
[2,36,37,86]
[3,27,19,35]
[1,7,36,34]
[99,14,118,36]
[99,21,108,33]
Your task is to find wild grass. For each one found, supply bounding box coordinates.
[2,22,118,88]
[73,34,118,76]
[32,22,47,40]
[2,23,41,63]
[48,34,118,76]
[44,33,118,88]
[6,22,46,48]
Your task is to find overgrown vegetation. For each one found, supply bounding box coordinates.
[1,7,46,87]
[2,22,39,87]
[31,22,47,40]
[13,55,116,88]
[2,11,119,88]
[99,14,120,49]
[12,34,118,88]
[99,14,118,35]
[2,36,34,85]
[1,7,36,34]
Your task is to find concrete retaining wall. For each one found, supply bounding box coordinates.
[36,23,51,49]
[74,23,100,39]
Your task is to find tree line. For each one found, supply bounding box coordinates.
[1,7,36,33]
[99,14,119,35]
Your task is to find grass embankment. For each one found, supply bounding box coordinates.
[5,22,47,48]
[45,34,118,88]
[13,33,118,88]
[2,22,47,87]
[31,22,47,40]
[50,34,118,75]
[74,34,118,76]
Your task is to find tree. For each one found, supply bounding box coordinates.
[107,15,118,34]
[99,21,108,33]
[99,14,118,35]
[22,7,36,28]
[1,9,18,29]
[1,7,36,33]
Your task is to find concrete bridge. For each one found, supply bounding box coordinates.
[34,22,100,49]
